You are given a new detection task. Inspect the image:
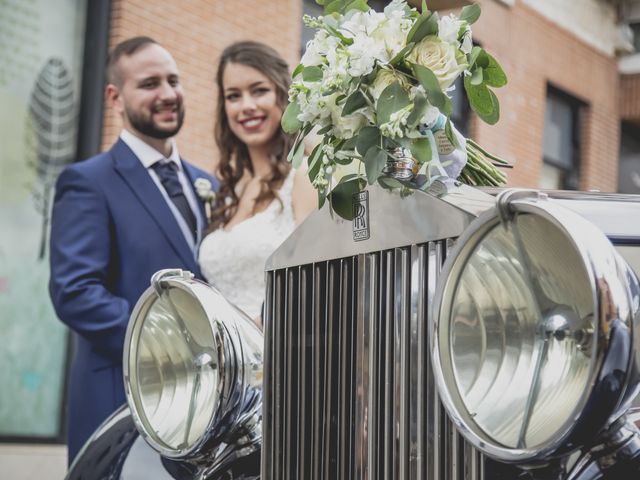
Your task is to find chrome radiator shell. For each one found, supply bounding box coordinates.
[262,185,494,480]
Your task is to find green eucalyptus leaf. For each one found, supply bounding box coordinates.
[464,76,500,124]
[281,102,302,133]
[292,63,304,79]
[410,137,432,165]
[440,94,453,116]
[376,81,411,124]
[342,135,359,151]
[302,66,323,82]
[356,126,381,156]
[426,90,446,114]
[445,118,461,148]
[318,189,327,209]
[468,46,482,67]
[364,146,387,185]
[413,64,452,115]
[407,11,438,44]
[339,173,360,183]
[407,92,429,128]
[342,89,368,116]
[329,177,366,220]
[407,12,429,44]
[317,124,333,135]
[389,42,415,66]
[475,48,490,69]
[334,155,354,165]
[413,64,440,92]
[421,0,427,12]
[460,4,481,24]
[316,0,326,5]
[290,135,305,168]
[470,67,483,85]
[325,24,354,45]
[378,176,404,190]
[484,89,500,125]
[307,143,324,182]
[464,75,491,115]
[482,52,507,88]
[345,0,369,13]
[324,0,344,15]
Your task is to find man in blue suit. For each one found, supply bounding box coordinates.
[49,36,218,464]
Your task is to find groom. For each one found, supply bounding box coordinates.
[49,36,217,464]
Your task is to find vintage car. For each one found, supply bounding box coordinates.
[66,185,640,480]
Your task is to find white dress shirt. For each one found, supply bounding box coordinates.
[120,129,203,254]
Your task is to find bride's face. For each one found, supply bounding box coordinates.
[222,62,282,150]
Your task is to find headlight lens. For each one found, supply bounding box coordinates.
[433,193,639,462]
[446,213,593,449]
[132,284,220,453]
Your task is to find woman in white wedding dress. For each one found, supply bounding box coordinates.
[199,41,316,327]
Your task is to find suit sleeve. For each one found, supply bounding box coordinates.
[49,166,129,363]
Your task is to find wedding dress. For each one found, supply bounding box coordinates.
[199,169,296,319]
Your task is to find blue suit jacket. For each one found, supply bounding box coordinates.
[49,139,218,463]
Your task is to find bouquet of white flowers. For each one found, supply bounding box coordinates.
[282,0,510,218]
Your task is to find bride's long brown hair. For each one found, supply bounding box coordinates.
[208,41,294,232]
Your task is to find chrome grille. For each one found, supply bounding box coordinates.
[263,240,485,480]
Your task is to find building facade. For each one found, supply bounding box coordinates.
[1,0,638,478]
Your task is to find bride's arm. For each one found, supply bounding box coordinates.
[292,167,317,225]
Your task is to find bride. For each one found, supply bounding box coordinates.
[199,41,316,327]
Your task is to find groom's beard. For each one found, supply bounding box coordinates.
[126,101,185,139]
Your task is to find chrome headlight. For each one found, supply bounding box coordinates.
[123,269,263,459]
[432,190,640,463]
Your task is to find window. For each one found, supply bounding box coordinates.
[631,22,640,53]
[618,122,640,194]
[541,86,583,190]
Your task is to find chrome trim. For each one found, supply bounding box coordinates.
[482,187,640,240]
[266,184,489,270]
[123,269,263,463]
[431,193,640,463]
[263,241,484,480]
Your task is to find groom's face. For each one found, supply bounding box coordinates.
[108,44,185,140]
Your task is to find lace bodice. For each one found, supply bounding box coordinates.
[198,170,296,318]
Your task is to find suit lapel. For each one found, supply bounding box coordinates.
[110,139,200,274]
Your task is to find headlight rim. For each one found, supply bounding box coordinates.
[123,272,230,460]
[431,194,636,463]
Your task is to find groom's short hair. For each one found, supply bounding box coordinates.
[106,36,159,87]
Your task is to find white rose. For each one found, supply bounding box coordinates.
[326,93,368,139]
[406,36,467,90]
[369,69,410,101]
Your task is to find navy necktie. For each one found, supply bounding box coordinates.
[152,161,197,241]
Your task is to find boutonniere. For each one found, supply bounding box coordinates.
[194,178,216,223]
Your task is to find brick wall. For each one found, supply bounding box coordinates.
[104,0,302,174]
[103,0,622,191]
[471,0,620,190]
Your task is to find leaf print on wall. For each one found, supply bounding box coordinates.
[25,57,77,260]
